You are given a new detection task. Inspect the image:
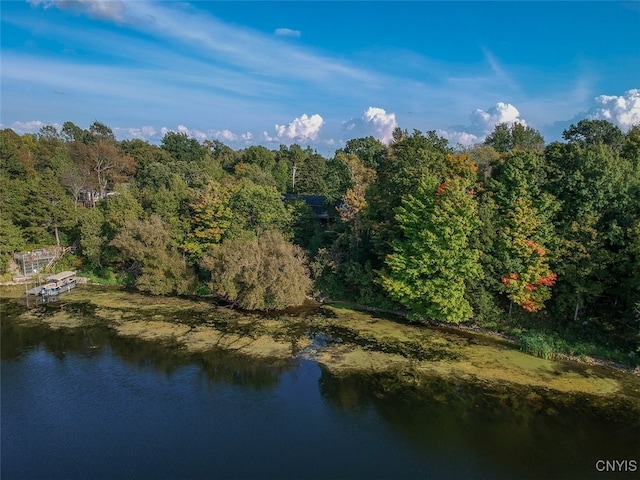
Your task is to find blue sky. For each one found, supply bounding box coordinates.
[2,1,639,154]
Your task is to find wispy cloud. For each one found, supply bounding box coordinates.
[482,47,520,94]
[275,28,301,38]
[9,0,633,152]
[27,0,127,21]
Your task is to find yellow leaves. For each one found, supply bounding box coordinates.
[339,185,368,222]
[337,152,376,187]
[185,181,234,253]
[445,153,479,179]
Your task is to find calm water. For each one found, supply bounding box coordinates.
[2,302,639,480]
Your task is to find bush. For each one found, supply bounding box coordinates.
[201,230,312,311]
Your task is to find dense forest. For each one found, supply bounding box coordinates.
[1,119,639,364]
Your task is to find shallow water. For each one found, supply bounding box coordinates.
[1,291,639,479]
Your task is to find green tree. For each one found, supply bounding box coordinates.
[111,215,195,295]
[0,129,28,179]
[484,123,545,154]
[545,131,638,323]
[228,179,292,236]
[0,216,26,274]
[562,119,624,150]
[552,214,611,321]
[101,186,144,239]
[340,136,387,169]
[201,230,312,310]
[381,175,482,322]
[368,129,452,265]
[490,151,559,313]
[183,180,234,260]
[161,131,206,163]
[79,206,105,268]
[295,150,329,196]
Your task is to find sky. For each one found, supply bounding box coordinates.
[1,0,639,154]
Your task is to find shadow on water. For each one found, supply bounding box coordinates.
[1,298,293,393]
[319,367,640,480]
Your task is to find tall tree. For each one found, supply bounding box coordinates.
[381,175,482,323]
[562,119,624,150]
[182,180,234,260]
[484,123,545,153]
[490,151,559,313]
[161,131,206,163]
[79,207,106,268]
[368,129,452,265]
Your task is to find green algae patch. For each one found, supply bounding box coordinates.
[115,320,191,342]
[18,309,86,330]
[317,304,630,398]
[316,344,410,374]
[421,345,619,395]
[3,286,638,404]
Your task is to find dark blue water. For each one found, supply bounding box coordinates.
[2,311,639,479]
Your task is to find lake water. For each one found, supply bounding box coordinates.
[1,300,639,480]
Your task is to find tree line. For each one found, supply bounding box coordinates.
[1,119,638,359]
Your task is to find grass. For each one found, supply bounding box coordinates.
[518,331,560,360]
[517,329,639,367]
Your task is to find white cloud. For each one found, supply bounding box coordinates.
[470,102,527,133]
[28,0,127,21]
[271,114,324,143]
[10,120,63,134]
[363,107,397,144]
[588,89,640,131]
[437,130,479,147]
[275,28,301,38]
[213,129,236,142]
[436,101,529,147]
[114,125,157,140]
[158,125,253,145]
[11,120,48,133]
[343,107,398,144]
[261,131,276,143]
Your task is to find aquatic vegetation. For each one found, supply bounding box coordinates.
[1,284,639,426]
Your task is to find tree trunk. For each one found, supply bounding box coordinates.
[573,295,581,323]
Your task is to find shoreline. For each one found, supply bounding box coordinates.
[3,285,639,389]
[1,281,638,376]
[321,299,640,376]
[3,285,639,428]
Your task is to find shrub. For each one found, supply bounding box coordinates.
[201,230,312,311]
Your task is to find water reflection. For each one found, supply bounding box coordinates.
[1,302,293,393]
[2,297,639,480]
[319,368,640,479]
